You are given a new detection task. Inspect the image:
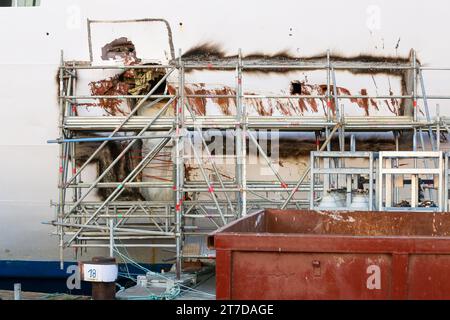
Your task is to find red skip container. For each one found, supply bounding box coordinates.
[208,209,450,300]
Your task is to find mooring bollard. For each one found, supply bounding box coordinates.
[14,283,21,301]
[79,257,118,300]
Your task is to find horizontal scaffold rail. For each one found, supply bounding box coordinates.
[63,116,442,131]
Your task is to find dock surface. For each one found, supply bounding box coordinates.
[0,290,89,300]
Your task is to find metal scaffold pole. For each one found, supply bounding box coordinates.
[175,50,185,279]
[239,49,248,216]
[58,50,65,270]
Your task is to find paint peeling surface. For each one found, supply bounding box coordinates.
[74,39,409,118]
[78,68,405,118]
[164,76,402,117]
[101,37,138,61]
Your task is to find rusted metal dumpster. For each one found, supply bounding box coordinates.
[208,209,450,300]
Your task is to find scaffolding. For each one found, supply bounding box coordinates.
[377,151,444,211]
[310,152,375,211]
[52,48,450,279]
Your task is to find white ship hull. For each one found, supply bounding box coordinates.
[0,0,449,282]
